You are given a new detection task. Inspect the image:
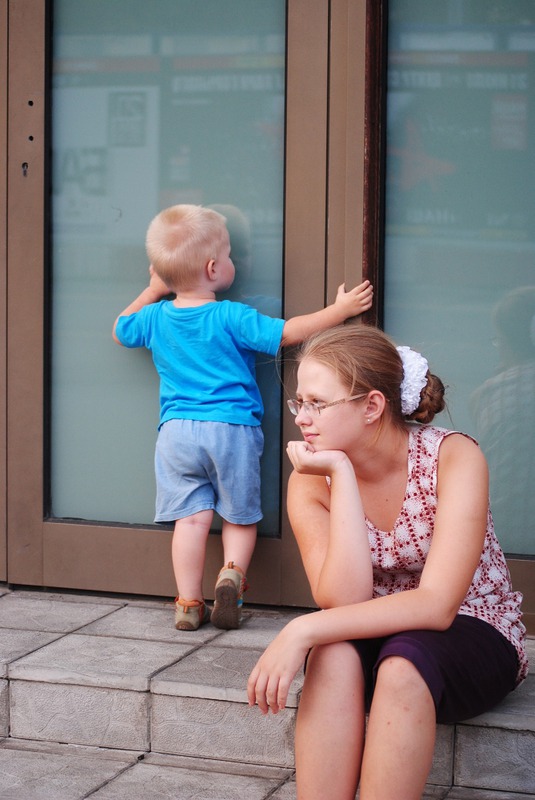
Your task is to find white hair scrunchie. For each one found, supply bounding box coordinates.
[396,346,429,416]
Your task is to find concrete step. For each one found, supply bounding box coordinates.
[0,585,533,799]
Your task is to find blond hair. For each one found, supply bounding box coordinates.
[145,204,228,290]
[299,325,445,426]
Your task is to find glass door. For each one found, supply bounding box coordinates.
[384,0,535,626]
[50,0,285,535]
[6,0,371,607]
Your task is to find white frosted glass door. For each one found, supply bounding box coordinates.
[51,1,285,532]
[384,1,535,555]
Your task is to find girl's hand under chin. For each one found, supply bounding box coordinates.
[286,440,350,477]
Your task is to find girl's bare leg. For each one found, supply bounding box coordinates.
[295,642,366,800]
[360,656,436,800]
[221,522,257,575]
[172,509,213,599]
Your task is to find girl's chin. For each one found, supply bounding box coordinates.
[303,437,325,450]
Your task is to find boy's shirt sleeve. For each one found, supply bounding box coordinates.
[232,302,285,356]
[115,304,154,348]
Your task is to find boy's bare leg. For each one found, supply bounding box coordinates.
[221,521,257,575]
[172,509,213,600]
[210,521,257,629]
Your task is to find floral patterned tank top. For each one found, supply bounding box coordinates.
[365,424,528,684]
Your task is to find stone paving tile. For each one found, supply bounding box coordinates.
[213,609,305,650]
[428,724,455,786]
[455,725,535,795]
[0,741,138,799]
[274,784,477,800]
[10,680,151,750]
[0,681,8,736]
[0,629,62,678]
[0,588,126,606]
[446,790,535,799]
[151,644,303,706]
[461,678,535,732]
[89,761,286,800]
[278,782,452,799]
[143,751,293,780]
[359,789,450,799]
[0,594,120,633]
[78,604,223,645]
[8,633,194,691]
[270,782,296,799]
[152,694,296,767]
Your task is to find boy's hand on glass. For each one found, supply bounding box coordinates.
[148,264,173,299]
[334,280,373,317]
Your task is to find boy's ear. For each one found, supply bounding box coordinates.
[206,258,217,280]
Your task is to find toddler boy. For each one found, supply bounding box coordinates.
[113,204,373,630]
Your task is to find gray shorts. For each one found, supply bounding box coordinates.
[154,418,264,525]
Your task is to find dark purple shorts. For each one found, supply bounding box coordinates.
[350,615,519,724]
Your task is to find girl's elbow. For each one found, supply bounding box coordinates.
[312,587,329,609]
[314,585,372,610]
[314,586,341,609]
[433,614,456,632]
[414,588,459,631]
[427,601,459,632]
[440,605,461,631]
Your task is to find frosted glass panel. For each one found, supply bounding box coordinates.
[385,1,535,554]
[51,1,285,532]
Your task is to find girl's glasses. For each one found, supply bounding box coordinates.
[287,393,367,417]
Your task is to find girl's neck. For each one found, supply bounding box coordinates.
[351,424,409,483]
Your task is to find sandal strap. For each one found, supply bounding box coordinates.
[217,562,248,594]
[218,561,245,579]
[175,597,204,611]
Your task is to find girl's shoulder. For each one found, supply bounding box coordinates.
[410,423,478,450]
[409,425,482,478]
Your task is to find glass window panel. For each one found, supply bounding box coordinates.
[385,0,535,555]
[51,0,286,533]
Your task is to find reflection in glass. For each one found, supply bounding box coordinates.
[471,287,535,553]
[384,1,535,554]
[51,1,285,532]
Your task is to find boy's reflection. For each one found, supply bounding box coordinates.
[210,204,282,533]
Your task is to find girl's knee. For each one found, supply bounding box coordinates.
[375,656,429,701]
[306,641,363,684]
[300,642,367,721]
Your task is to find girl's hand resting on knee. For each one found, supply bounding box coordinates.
[247,617,312,715]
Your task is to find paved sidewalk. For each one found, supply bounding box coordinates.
[0,583,533,799]
[0,583,301,799]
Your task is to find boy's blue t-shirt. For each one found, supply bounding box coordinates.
[115,299,285,427]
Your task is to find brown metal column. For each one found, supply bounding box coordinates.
[6,0,47,584]
[0,0,7,581]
